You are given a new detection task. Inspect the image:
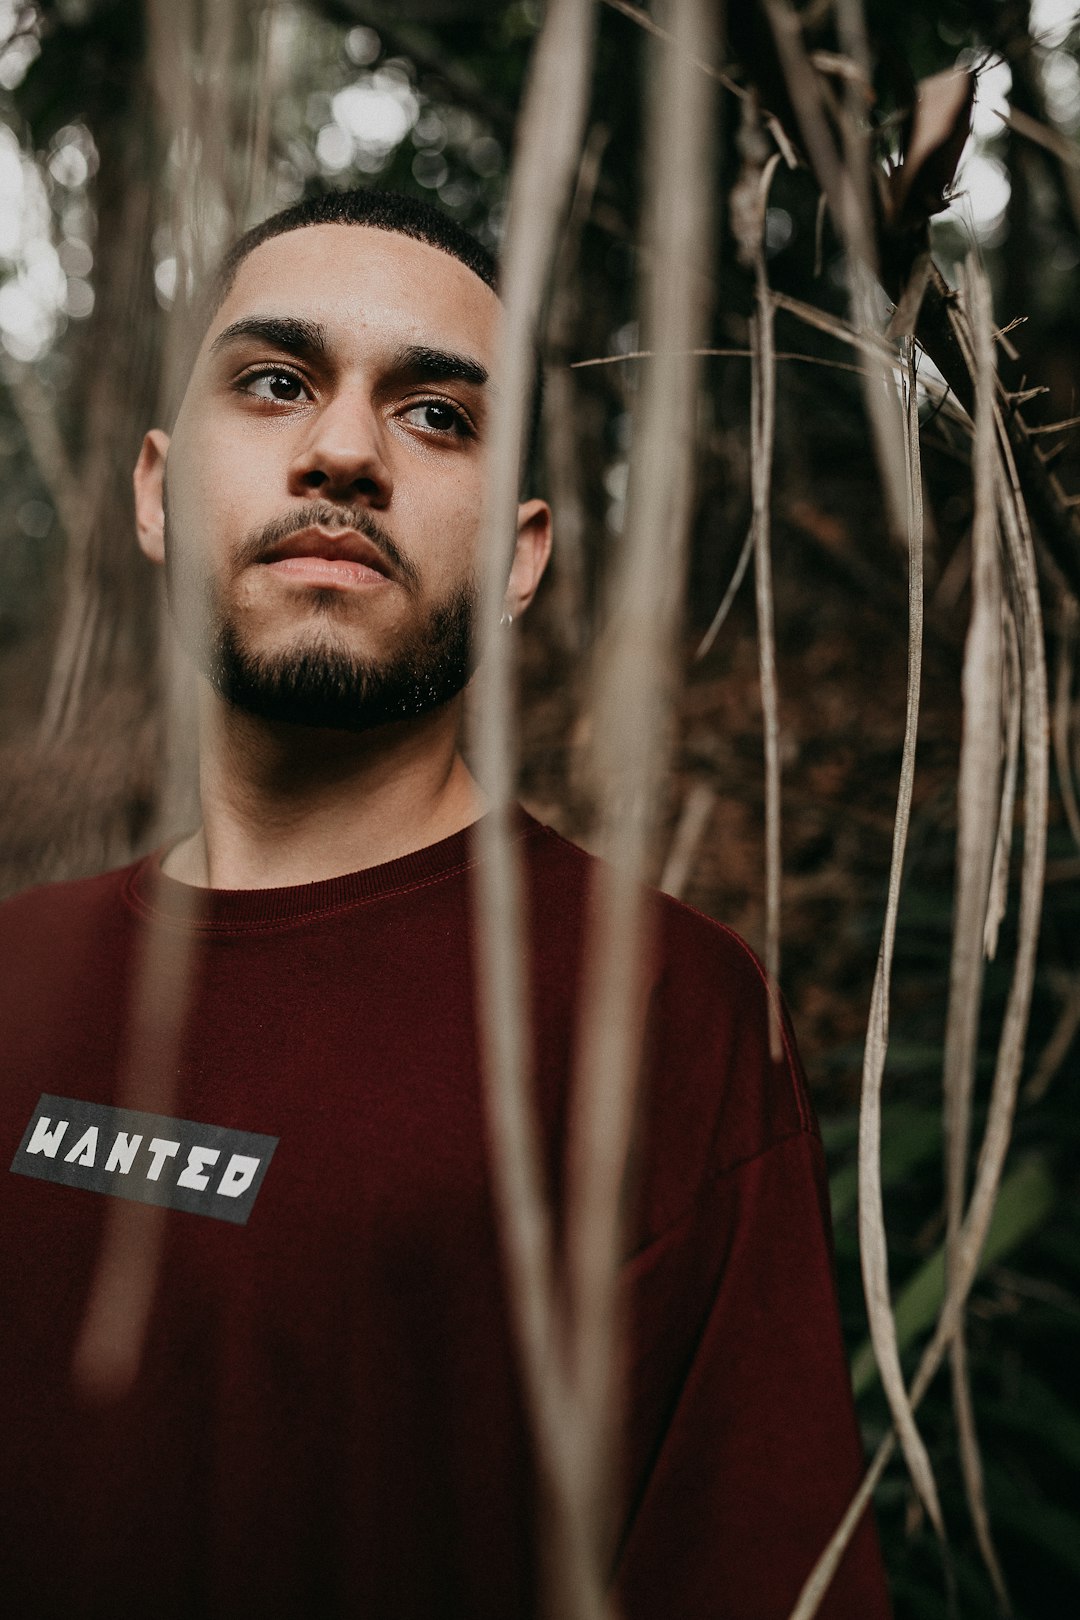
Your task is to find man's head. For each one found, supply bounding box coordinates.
[133,188,551,734]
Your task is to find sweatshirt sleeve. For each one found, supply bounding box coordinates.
[612,1126,892,1620]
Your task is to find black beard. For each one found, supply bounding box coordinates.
[206,587,476,733]
[164,498,477,733]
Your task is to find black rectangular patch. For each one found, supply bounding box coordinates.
[10,1094,278,1226]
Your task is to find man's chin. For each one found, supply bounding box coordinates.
[205,606,475,735]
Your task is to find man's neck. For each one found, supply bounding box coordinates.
[162,691,483,890]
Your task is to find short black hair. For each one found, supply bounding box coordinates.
[210,188,543,490]
[213,187,497,307]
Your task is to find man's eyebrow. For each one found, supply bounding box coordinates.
[393,344,489,390]
[209,316,329,361]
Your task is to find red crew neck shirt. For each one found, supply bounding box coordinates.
[0,813,890,1617]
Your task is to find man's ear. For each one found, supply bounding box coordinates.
[504,498,553,619]
[133,429,170,565]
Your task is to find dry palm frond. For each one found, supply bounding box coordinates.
[856,339,944,1541]
[789,262,1050,1620]
[1051,594,1080,853]
[566,0,714,1584]
[660,780,718,899]
[468,1,600,1613]
[951,1323,1012,1612]
[745,148,784,1060]
[68,0,283,1405]
[71,876,200,1398]
[940,261,1004,1602]
[985,604,1022,961]
[803,61,956,1501]
[544,123,610,655]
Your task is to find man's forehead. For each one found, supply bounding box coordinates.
[205,222,501,360]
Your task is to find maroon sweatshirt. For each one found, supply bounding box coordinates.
[0,813,890,1618]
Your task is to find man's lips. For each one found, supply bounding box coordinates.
[260,525,395,589]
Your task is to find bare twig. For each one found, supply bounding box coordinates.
[600,0,743,98]
[572,346,884,382]
[1024,970,1080,1103]
[998,104,1080,170]
[695,527,754,658]
[659,780,717,898]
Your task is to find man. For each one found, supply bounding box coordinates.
[0,189,890,1617]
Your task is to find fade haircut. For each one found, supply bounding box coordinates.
[208,188,543,488]
[212,188,497,307]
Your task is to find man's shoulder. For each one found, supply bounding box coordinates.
[522,816,815,1209]
[521,814,770,986]
[0,859,143,939]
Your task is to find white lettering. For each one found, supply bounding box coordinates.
[177,1145,220,1193]
[145,1138,180,1181]
[216,1154,260,1199]
[64,1126,98,1167]
[105,1132,143,1175]
[25,1116,69,1158]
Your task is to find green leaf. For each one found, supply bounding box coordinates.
[850,1156,1056,1397]
[829,1103,943,1224]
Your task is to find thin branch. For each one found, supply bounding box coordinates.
[1024,971,1080,1103]
[1023,414,1080,437]
[997,104,1080,171]
[572,346,885,382]
[659,780,717,898]
[599,0,744,98]
[695,527,754,658]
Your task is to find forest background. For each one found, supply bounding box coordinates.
[0,1,1079,1616]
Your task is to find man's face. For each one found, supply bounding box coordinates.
[134,223,549,731]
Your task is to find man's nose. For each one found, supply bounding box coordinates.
[286,390,392,507]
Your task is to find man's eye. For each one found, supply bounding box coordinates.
[402,401,469,436]
[242,370,307,402]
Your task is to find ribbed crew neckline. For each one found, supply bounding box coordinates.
[123,809,541,931]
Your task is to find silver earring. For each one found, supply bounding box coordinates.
[500,610,514,627]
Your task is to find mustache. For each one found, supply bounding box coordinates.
[235,503,421,590]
